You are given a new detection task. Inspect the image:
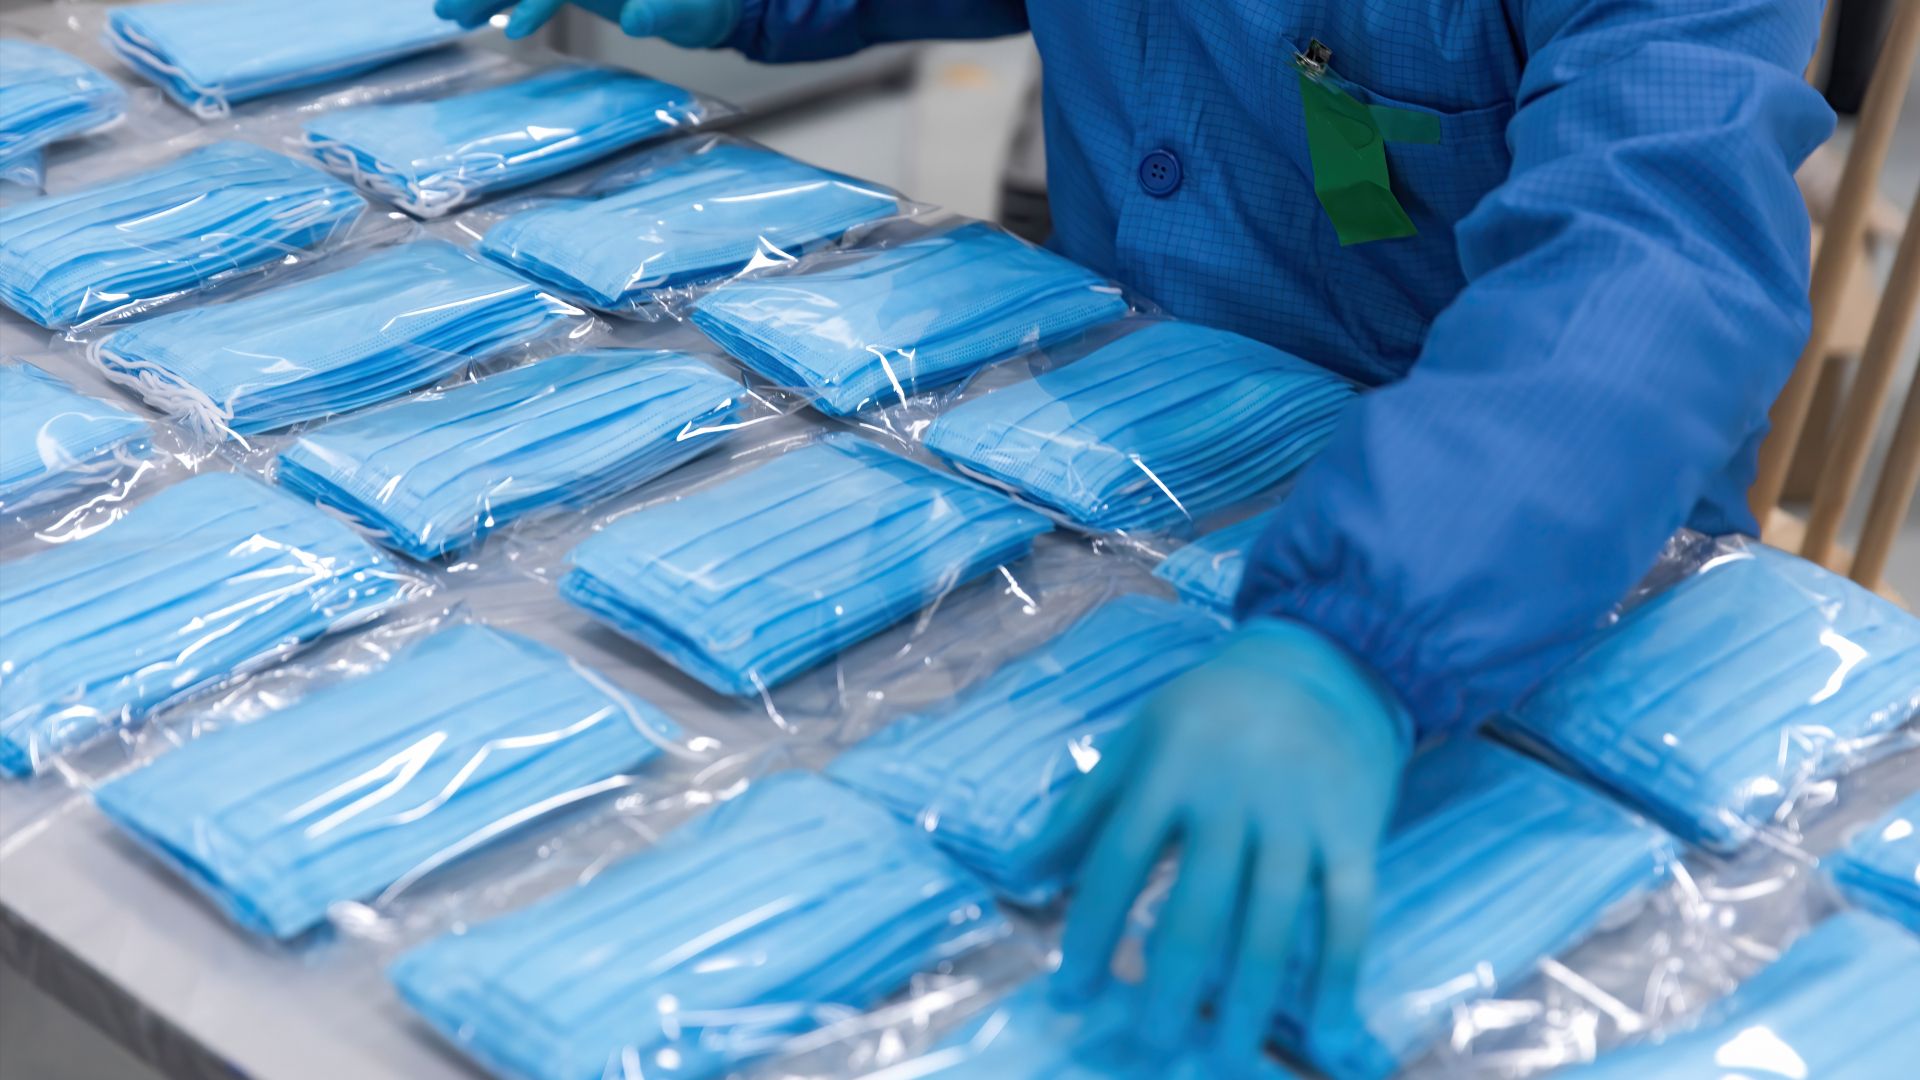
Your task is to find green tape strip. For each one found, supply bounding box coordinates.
[1369,104,1441,145]
[1297,68,1426,246]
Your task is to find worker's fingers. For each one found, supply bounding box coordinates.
[503,0,567,38]
[435,0,514,30]
[1051,764,1179,1003]
[622,0,739,47]
[1308,842,1377,1059]
[1215,831,1308,1068]
[1017,719,1145,881]
[1138,815,1250,1052]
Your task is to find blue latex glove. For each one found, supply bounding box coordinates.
[1028,618,1411,1073]
[434,0,739,45]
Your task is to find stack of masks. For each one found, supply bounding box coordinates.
[94,242,578,436]
[1153,510,1275,613]
[104,0,469,117]
[276,350,748,561]
[389,772,1005,1080]
[0,141,367,328]
[690,223,1127,415]
[0,361,151,514]
[1828,792,1919,933]
[302,66,707,217]
[560,435,1051,696]
[1570,912,1920,1079]
[1269,739,1675,1080]
[0,41,125,169]
[93,624,680,939]
[0,473,407,777]
[925,323,1353,532]
[479,141,901,308]
[829,595,1227,902]
[1502,544,1920,851]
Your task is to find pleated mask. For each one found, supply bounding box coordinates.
[1153,510,1275,613]
[0,41,125,167]
[690,223,1127,416]
[1502,544,1920,852]
[828,595,1227,903]
[277,349,748,560]
[560,434,1052,696]
[479,140,901,308]
[94,241,580,436]
[925,322,1354,532]
[389,771,1005,1080]
[93,623,681,940]
[0,141,367,328]
[0,472,409,777]
[0,360,151,514]
[1828,792,1919,934]
[302,66,707,218]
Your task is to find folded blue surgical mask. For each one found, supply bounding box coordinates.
[94,624,680,939]
[480,140,901,309]
[0,141,367,329]
[390,771,1005,1080]
[690,223,1127,416]
[0,361,151,515]
[104,0,469,117]
[829,595,1227,903]
[0,472,409,777]
[925,323,1353,533]
[95,241,579,436]
[276,349,749,561]
[560,434,1051,696]
[302,66,707,218]
[1502,544,1920,852]
[1153,510,1275,613]
[0,41,125,167]
[1569,911,1920,1080]
[1829,792,1919,934]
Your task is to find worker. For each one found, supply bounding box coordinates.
[438,0,1833,1071]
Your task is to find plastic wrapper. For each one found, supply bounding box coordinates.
[0,140,370,329]
[689,222,1129,416]
[0,358,152,518]
[1,147,45,195]
[1826,790,1919,933]
[91,239,586,438]
[477,138,906,313]
[1567,910,1919,1078]
[103,0,470,118]
[827,595,1227,904]
[389,771,1007,1080]
[0,471,422,777]
[921,321,1352,534]
[274,347,758,562]
[0,39,126,169]
[90,622,687,941]
[1501,539,1920,853]
[1152,509,1274,613]
[301,65,718,218]
[558,433,1053,697]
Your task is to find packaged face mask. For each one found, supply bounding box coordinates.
[0,472,409,777]
[829,595,1227,903]
[690,223,1128,416]
[390,771,1005,1080]
[560,434,1052,696]
[1828,791,1920,934]
[302,66,709,218]
[1568,911,1920,1079]
[1502,544,1920,852]
[0,41,126,167]
[0,360,151,515]
[94,241,580,436]
[1269,738,1675,1080]
[479,140,901,309]
[925,323,1354,532]
[0,141,368,329]
[104,0,469,117]
[93,624,681,940]
[276,349,749,561]
[1153,510,1275,613]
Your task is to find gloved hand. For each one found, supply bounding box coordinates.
[1026,617,1412,1073]
[434,0,740,46]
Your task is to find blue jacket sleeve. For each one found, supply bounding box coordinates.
[727,0,1028,62]
[1237,0,1833,736]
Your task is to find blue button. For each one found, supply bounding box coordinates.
[1138,149,1182,197]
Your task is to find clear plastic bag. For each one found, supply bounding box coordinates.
[300,65,726,218]
[1826,789,1919,933]
[0,358,152,519]
[0,39,127,168]
[1151,508,1276,614]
